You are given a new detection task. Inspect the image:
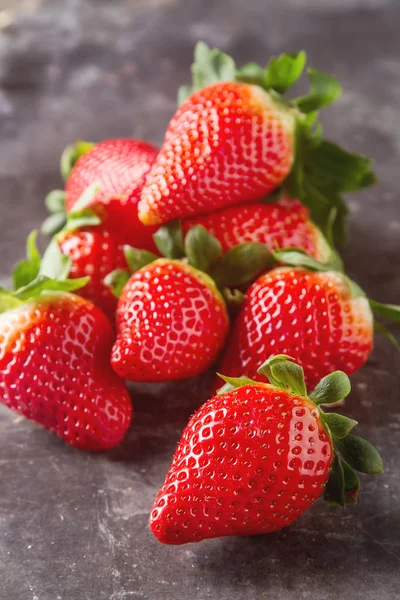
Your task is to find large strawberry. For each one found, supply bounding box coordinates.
[182,196,332,260]
[1,235,132,450]
[150,355,382,544]
[43,138,159,250]
[216,251,400,392]
[110,258,229,382]
[139,43,375,242]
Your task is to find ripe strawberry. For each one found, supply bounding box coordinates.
[57,225,128,321]
[217,267,374,392]
[111,259,229,382]
[139,43,375,244]
[43,138,159,249]
[0,270,132,450]
[139,81,295,225]
[150,355,382,544]
[183,196,331,260]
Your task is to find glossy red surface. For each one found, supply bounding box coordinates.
[0,293,132,450]
[111,259,230,382]
[183,196,327,258]
[150,384,332,544]
[58,226,128,321]
[139,82,295,225]
[217,268,374,392]
[66,138,159,250]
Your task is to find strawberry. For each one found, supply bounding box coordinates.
[1,236,132,450]
[216,251,400,392]
[57,225,127,321]
[139,81,295,225]
[43,138,159,251]
[111,258,229,382]
[150,355,383,544]
[139,43,375,244]
[182,196,331,260]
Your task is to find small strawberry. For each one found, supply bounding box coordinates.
[57,225,128,321]
[110,258,229,382]
[1,235,132,450]
[150,355,383,544]
[216,251,400,392]
[183,196,332,261]
[43,138,159,251]
[139,43,375,242]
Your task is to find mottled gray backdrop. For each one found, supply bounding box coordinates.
[0,1,399,599]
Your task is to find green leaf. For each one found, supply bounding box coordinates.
[211,242,273,289]
[178,41,236,105]
[272,248,331,272]
[184,225,222,272]
[14,275,89,301]
[236,62,265,87]
[104,269,130,299]
[310,371,351,406]
[62,209,102,233]
[216,374,257,395]
[60,140,95,180]
[323,454,345,507]
[295,68,342,113]
[45,189,66,214]
[369,299,400,323]
[342,460,360,505]
[335,435,383,475]
[39,239,71,280]
[41,213,67,236]
[153,221,185,259]
[374,320,400,350]
[69,183,100,215]
[12,231,41,290]
[257,354,307,396]
[305,140,375,194]
[264,51,306,94]
[323,412,357,439]
[123,246,158,273]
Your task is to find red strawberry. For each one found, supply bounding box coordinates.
[183,196,330,260]
[57,225,128,321]
[0,289,132,451]
[217,267,374,392]
[150,355,382,544]
[139,82,295,225]
[65,138,159,249]
[111,259,229,382]
[139,43,375,245]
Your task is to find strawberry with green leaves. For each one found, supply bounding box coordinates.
[1,234,132,450]
[109,238,230,382]
[150,355,382,545]
[139,43,375,243]
[43,138,159,251]
[216,250,400,392]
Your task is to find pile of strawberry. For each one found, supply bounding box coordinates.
[1,44,399,545]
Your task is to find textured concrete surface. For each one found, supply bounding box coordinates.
[0,1,400,599]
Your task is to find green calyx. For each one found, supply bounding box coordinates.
[41,141,96,237]
[178,42,376,246]
[2,230,89,314]
[217,354,383,508]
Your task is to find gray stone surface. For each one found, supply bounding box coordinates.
[0,0,400,598]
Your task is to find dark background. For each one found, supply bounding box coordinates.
[0,1,400,599]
